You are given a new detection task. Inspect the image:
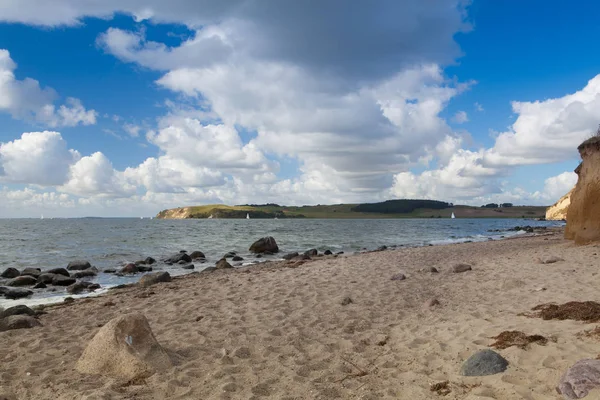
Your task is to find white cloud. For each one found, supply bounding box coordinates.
[452,110,468,124]
[123,123,141,137]
[540,171,577,200]
[0,49,97,127]
[474,102,484,112]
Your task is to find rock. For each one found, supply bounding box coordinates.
[0,305,36,319]
[282,252,299,260]
[293,254,311,261]
[0,315,42,332]
[377,245,388,251]
[33,282,47,289]
[47,268,70,277]
[216,259,233,269]
[73,269,98,279]
[177,260,188,265]
[336,251,344,255]
[120,263,139,274]
[76,313,172,380]
[37,273,57,284]
[179,250,187,253]
[145,257,156,265]
[52,275,76,286]
[249,237,279,254]
[424,298,441,308]
[88,283,101,291]
[137,266,153,272]
[538,256,564,264]
[452,263,472,273]
[390,273,406,281]
[166,253,192,264]
[139,272,171,287]
[67,260,92,271]
[202,267,217,273]
[190,251,206,260]
[103,268,117,274]
[557,359,600,399]
[0,267,20,279]
[3,288,33,300]
[323,250,333,255]
[67,282,88,295]
[20,268,41,278]
[421,266,439,273]
[8,276,38,287]
[134,260,147,265]
[182,264,195,270]
[341,296,353,306]
[223,251,236,258]
[232,256,244,261]
[461,349,508,376]
[304,248,318,257]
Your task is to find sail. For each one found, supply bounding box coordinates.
[246,213,250,219]
[451,212,456,219]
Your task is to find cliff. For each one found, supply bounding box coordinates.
[156,207,195,219]
[545,188,573,221]
[565,136,600,244]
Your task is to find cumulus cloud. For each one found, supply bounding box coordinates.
[0,49,97,127]
[540,171,577,201]
[452,110,469,124]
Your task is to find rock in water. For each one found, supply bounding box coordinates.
[67,260,92,271]
[304,248,318,257]
[144,257,156,265]
[3,288,33,300]
[282,252,299,260]
[461,349,508,376]
[232,256,244,261]
[0,305,36,318]
[52,275,76,286]
[189,251,205,260]
[47,268,70,277]
[166,253,192,264]
[216,259,233,269]
[76,313,172,380]
[7,276,38,287]
[120,263,139,274]
[0,267,20,279]
[20,268,41,278]
[557,359,600,399]
[452,263,472,273]
[139,272,171,288]
[0,315,42,332]
[249,237,279,254]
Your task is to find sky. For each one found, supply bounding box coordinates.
[0,0,596,217]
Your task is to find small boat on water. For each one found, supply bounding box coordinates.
[451,212,456,219]
[246,213,250,219]
[208,214,214,219]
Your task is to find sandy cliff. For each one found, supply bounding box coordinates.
[545,188,573,220]
[155,207,193,219]
[565,137,600,243]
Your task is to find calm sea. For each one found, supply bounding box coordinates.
[0,218,563,306]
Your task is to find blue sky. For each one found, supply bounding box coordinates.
[0,0,596,216]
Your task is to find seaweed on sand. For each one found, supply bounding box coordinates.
[490,331,548,350]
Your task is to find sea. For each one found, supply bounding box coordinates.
[0,217,564,307]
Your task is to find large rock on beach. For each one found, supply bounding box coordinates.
[52,275,76,286]
[37,273,57,284]
[216,259,233,269]
[145,257,156,265]
[8,276,38,287]
[47,268,70,277]
[282,252,299,260]
[557,359,600,399]
[139,272,171,288]
[67,260,92,271]
[0,305,36,319]
[304,248,318,257]
[461,349,508,376]
[120,263,139,274]
[67,282,88,294]
[452,263,472,273]
[0,315,41,332]
[20,267,41,278]
[249,237,279,254]
[76,313,172,380]
[2,287,33,300]
[189,251,205,260]
[166,253,192,264]
[1,267,20,279]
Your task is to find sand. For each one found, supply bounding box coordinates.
[2,229,600,399]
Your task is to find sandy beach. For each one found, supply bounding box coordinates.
[2,229,600,400]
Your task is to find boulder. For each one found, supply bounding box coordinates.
[47,268,70,277]
[182,264,195,270]
[67,282,88,295]
[1,267,20,279]
[137,266,153,272]
[20,268,41,278]
[0,305,36,319]
[145,257,156,265]
[0,315,42,332]
[557,359,600,399]
[37,273,58,284]
[67,260,92,271]
[52,275,76,286]
[323,250,333,255]
[538,256,564,264]
[177,260,188,265]
[33,282,47,289]
[461,349,508,376]
[190,251,206,260]
[166,253,192,264]
[216,259,233,269]
[103,269,117,274]
[76,313,172,380]
[73,269,98,279]
[232,256,244,261]
[139,272,171,288]
[120,263,139,274]
[8,276,38,287]
[249,237,279,254]
[390,273,406,281]
[3,288,33,300]
[282,252,299,260]
[304,249,318,257]
[134,260,147,265]
[452,264,472,273]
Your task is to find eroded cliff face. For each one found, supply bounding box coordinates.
[546,188,573,221]
[565,137,600,244]
[156,207,193,219]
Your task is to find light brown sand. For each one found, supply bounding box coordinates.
[2,230,600,400]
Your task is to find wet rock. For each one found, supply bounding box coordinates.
[88,283,101,291]
[67,282,88,295]
[134,260,147,266]
[377,245,388,251]
[3,288,33,300]
[182,264,195,270]
[139,272,172,288]
[557,359,600,399]
[52,275,77,286]
[336,251,344,255]
[47,268,70,277]
[304,249,318,257]
[293,254,312,261]
[232,256,244,261]
[461,349,508,376]
[67,260,92,271]
[76,313,172,380]
[103,269,117,274]
[120,263,139,274]
[390,273,406,281]
[282,252,299,260]
[37,273,58,284]
[323,250,333,255]
[0,315,42,332]
[145,257,156,265]
[216,259,233,269]
[249,237,279,254]
[166,253,192,264]
[73,269,98,279]
[20,268,41,278]
[0,305,36,319]
[341,296,353,306]
[177,260,188,265]
[8,276,38,287]
[33,282,47,289]
[137,266,153,272]
[452,263,472,273]
[223,251,236,258]
[1,267,20,279]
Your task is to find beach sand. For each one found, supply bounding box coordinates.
[2,229,600,400]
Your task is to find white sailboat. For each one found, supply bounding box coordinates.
[451,212,456,219]
[246,213,250,219]
[208,214,214,219]
[41,214,44,220]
